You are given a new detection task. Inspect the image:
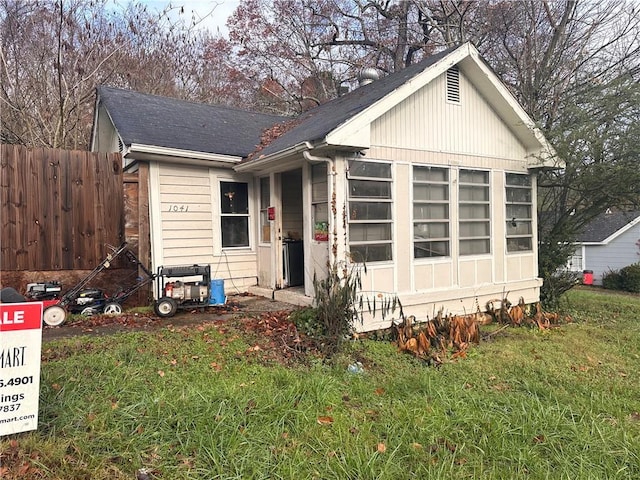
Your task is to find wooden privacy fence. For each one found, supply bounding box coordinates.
[1,144,125,271]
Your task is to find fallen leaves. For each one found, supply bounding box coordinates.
[316,416,334,425]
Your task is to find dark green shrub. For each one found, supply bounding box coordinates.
[620,263,640,293]
[540,270,579,308]
[289,307,324,337]
[602,269,623,290]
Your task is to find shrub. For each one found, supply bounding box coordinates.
[602,269,623,291]
[620,263,640,293]
[312,262,363,344]
[540,270,580,308]
[289,307,324,337]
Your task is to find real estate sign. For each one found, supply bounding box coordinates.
[0,302,43,436]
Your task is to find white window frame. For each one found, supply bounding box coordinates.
[505,172,533,252]
[412,165,450,258]
[347,159,393,263]
[459,169,491,255]
[220,180,250,249]
[259,176,270,244]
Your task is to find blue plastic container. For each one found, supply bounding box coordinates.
[209,279,226,305]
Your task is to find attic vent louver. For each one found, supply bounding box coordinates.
[118,138,124,153]
[446,66,460,103]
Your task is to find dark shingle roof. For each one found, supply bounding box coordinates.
[577,210,640,243]
[256,45,459,158]
[98,45,459,161]
[97,86,288,158]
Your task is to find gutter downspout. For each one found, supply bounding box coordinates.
[303,142,338,265]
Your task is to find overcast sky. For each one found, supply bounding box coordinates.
[139,0,240,36]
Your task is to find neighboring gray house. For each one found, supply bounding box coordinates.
[91,43,561,331]
[569,209,640,285]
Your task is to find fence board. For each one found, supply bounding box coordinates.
[1,144,124,271]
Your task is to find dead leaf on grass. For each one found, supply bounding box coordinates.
[317,416,334,425]
[158,370,165,377]
[377,442,386,453]
[374,387,385,395]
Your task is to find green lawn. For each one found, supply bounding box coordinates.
[2,287,640,479]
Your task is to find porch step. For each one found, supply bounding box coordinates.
[247,286,313,307]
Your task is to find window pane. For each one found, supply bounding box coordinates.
[460,170,489,184]
[221,217,249,247]
[506,204,531,219]
[414,204,448,220]
[350,223,392,241]
[414,166,448,182]
[506,173,533,252]
[260,177,270,208]
[350,180,391,198]
[415,241,449,258]
[414,222,448,239]
[506,220,532,236]
[414,184,448,201]
[314,203,328,223]
[506,173,531,186]
[312,182,328,202]
[312,163,328,202]
[506,188,531,203]
[507,237,532,251]
[460,221,490,237]
[350,244,392,262]
[459,185,489,202]
[349,202,391,220]
[348,160,391,179]
[460,238,490,255]
[221,182,248,214]
[459,204,490,220]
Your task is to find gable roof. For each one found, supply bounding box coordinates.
[577,210,640,244]
[94,86,287,159]
[240,42,559,171]
[256,46,458,158]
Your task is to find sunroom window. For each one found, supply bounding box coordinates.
[347,160,392,262]
[413,166,450,258]
[220,181,249,248]
[259,177,270,243]
[505,173,533,252]
[459,169,490,255]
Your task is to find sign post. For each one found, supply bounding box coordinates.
[0,302,43,436]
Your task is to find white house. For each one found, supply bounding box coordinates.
[91,43,561,331]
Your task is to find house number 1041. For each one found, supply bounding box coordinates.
[168,204,189,212]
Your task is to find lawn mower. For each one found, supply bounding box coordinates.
[10,243,155,327]
[153,264,226,318]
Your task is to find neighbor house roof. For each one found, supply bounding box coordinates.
[95,86,287,158]
[577,210,640,244]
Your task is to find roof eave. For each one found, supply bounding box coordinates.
[126,143,242,168]
[234,142,311,174]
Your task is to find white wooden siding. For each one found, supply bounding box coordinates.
[348,70,540,329]
[371,72,527,160]
[149,162,258,294]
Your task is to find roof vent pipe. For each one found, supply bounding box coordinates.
[358,67,380,87]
